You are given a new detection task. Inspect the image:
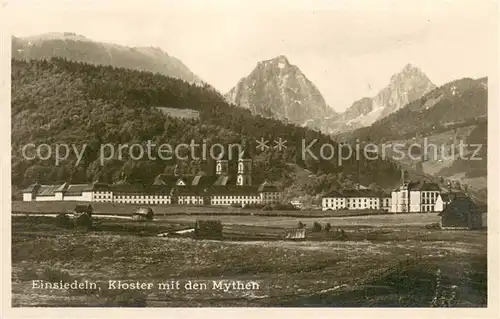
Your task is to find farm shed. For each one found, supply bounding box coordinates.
[284,228,306,240]
[438,196,483,230]
[132,207,154,221]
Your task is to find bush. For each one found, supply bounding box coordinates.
[297,221,305,229]
[194,220,223,239]
[54,213,73,229]
[262,205,273,211]
[75,213,93,230]
[324,223,332,232]
[312,222,323,232]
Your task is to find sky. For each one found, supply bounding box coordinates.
[5,0,498,111]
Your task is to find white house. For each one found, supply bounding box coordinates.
[390,181,441,213]
[258,182,281,205]
[322,189,390,211]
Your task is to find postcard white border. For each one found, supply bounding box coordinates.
[1,0,499,318]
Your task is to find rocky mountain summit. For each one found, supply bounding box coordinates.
[226,55,334,126]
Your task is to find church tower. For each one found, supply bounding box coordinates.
[236,153,252,186]
[215,159,229,176]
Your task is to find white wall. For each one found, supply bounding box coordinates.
[434,196,444,212]
[390,191,399,213]
[409,191,421,212]
[23,193,32,202]
[35,195,59,201]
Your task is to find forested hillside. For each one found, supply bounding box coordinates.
[11,58,401,198]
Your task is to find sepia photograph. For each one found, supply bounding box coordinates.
[2,0,498,313]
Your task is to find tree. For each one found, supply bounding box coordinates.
[324,223,332,232]
[312,222,322,232]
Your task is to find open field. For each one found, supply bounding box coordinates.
[12,201,392,218]
[11,214,487,307]
[155,213,441,228]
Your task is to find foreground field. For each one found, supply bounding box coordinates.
[155,213,441,228]
[11,215,486,307]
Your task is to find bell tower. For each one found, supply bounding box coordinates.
[236,158,252,186]
[215,159,229,176]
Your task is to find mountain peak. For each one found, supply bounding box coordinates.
[273,55,290,64]
[390,63,429,83]
[258,55,291,69]
[226,55,331,125]
[402,63,418,71]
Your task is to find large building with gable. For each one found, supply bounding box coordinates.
[321,188,391,211]
[21,154,281,207]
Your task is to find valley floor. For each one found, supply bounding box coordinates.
[11,215,486,307]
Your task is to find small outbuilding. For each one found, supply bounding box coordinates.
[438,196,483,230]
[284,228,306,240]
[132,207,154,221]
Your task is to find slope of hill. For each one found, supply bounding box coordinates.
[226,55,335,127]
[12,33,202,84]
[11,58,401,197]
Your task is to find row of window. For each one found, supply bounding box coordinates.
[422,192,439,198]
[178,199,204,205]
[325,199,380,203]
[114,195,170,199]
[422,205,435,212]
[212,199,260,205]
[421,198,438,204]
[212,195,260,199]
[115,199,172,205]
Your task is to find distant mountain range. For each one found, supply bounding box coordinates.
[344,76,487,196]
[309,64,436,134]
[12,32,202,84]
[346,76,487,142]
[12,33,438,135]
[225,55,335,126]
